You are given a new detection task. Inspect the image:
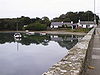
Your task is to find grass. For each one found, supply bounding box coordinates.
[66,28,92,33]
[50,28,92,33]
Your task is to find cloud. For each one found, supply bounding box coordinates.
[0,0,99,19]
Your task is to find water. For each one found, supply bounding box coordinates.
[0,33,83,75]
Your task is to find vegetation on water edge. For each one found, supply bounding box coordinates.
[0,11,99,31]
[24,22,47,31]
[66,28,92,33]
[49,28,91,33]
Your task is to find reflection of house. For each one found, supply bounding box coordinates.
[14,37,22,42]
[50,35,63,42]
[63,35,82,42]
[58,40,78,50]
[78,20,96,28]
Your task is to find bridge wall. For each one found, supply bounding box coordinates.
[42,28,95,75]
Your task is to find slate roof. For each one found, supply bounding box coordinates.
[80,21,95,25]
[72,23,78,26]
[51,22,63,26]
[63,22,71,24]
[98,20,100,24]
[51,22,78,27]
[63,22,72,26]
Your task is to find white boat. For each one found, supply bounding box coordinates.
[25,30,29,33]
[26,32,35,35]
[14,33,22,38]
[28,32,35,34]
[40,32,46,35]
[14,37,22,41]
[14,22,22,38]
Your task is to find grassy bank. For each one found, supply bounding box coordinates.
[0,28,92,34]
[66,28,92,33]
[50,28,92,33]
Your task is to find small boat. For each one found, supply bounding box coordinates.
[14,37,22,41]
[14,33,22,38]
[26,32,35,35]
[25,30,29,33]
[40,32,46,35]
[14,23,22,38]
[28,32,35,35]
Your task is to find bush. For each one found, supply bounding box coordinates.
[25,22,47,31]
[72,28,92,33]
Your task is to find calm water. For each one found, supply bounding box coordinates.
[0,33,83,75]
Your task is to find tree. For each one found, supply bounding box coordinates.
[41,16,51,26]
[25,22,47,31]
[19,16,31,25]
[63,18,71,22]
[52,11,99,23]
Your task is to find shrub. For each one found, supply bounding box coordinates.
[25,22,47,31]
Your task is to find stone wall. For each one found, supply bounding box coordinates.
[42,28,95,75]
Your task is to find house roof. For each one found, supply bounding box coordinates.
[63,22,72,25]
[51,22,78,26]
[72,23,78,26]
[63,22,71,24]
[80,21,95,24]
[98,20,100,24]
[51,22,63,26]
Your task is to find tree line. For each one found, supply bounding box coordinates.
[0,16,50,31]
[52,11,99,23]
[0,11,99,31]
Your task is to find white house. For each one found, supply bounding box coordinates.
[78,20,96,28]
[98,20,100,24]
[50,22,63,28]
[51,20,97,29]
[50,21,78,29]
[24,25,28,28]
[63,21,73,27]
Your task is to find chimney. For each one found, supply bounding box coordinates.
[71,21,73,24]
[94,19,96,24]
[61,21,63,23]
[78,19,80,23]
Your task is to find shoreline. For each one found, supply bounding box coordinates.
[39,31,86,35]
[0,31,86,35]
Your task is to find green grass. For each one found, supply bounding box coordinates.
[66,28,92,33]
[49,28,92,33]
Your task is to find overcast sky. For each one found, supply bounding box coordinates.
[0,0,100,19]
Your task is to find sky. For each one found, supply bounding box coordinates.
[0,0,100,19]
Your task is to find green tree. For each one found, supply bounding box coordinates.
[52,11,99,23]
[41,16,51,26]
[25,22,47,31]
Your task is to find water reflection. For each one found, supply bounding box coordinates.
[0,32,83,75]
[0,33,83,50]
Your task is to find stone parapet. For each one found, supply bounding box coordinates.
[42,28,95,75]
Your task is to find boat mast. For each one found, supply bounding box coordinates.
[17,22,18,32]
[94,0,96,23]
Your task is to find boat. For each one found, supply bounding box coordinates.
[28,32,35,35]
[14,36,22,42]
[14,23,22,38]
[14,33,22,38]
[26,32,35,35]
[40,32,46,35]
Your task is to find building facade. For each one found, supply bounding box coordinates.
[77,20,96,28]
[50,20,96,29]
